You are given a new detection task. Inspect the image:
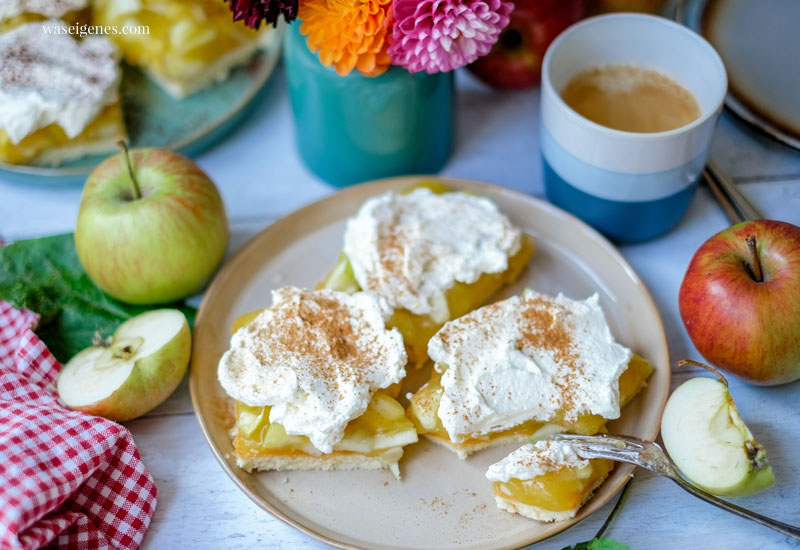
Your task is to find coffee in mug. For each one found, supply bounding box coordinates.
[560,65,701,133]
[540,14,727,242]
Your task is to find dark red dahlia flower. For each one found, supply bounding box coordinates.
[225,0,298,29]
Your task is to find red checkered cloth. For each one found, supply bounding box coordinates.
[0,300,157,550]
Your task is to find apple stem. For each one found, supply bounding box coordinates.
[746,235,763,282]
[678,359,728,386]
[118,140,142,200]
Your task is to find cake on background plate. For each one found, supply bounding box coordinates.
[0,0,89,31]
[0,20,126,165]
[92,0,273,98]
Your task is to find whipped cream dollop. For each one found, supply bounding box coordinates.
[218,286,407,453]
[0,21,120,144]
[0,0,87,20]
[343,188,522,323]
[486,440,589,483]
[429,290,632,442]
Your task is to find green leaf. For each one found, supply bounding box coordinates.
[561,538,630,550]
[0,233,196,363]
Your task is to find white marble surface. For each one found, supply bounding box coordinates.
[1,69,800,550]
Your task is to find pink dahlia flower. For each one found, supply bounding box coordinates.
[388,0,513,74]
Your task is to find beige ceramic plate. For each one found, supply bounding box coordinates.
[190,177,670,550]
[681,0,800,150]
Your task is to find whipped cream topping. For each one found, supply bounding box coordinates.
[0,21,120,144]
[218,286,407,453]
[343,188,522,323]
[0,0,87,20]
[429,290,632,442]
[486,440,589,483]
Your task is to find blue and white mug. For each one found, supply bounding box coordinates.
[540,14,727,243]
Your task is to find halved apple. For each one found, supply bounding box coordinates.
[57,309,191,422]
[660,361,774,497]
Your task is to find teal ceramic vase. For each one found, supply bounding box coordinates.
[283,23,454,187]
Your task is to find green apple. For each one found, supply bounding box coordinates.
[678,219,800,385]
[75,143,228,305]
[661,360,774,497]
[57,309,191,422]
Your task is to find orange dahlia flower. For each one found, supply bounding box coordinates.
[299,0,394,77]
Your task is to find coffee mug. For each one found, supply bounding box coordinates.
[540,14,727,243]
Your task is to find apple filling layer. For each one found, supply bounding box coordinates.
[232,392,418,475]
[491,457,614,522]
[0,102,126,165]
[407,354,653,455]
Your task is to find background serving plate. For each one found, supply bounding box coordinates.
[190,178,671,550]
[0,25,283,186]
[681,0,800,150]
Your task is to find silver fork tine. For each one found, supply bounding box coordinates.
[551,433,800,541]
[554,433,643,449]
[552,434,675,476]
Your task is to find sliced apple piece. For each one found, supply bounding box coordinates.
[660,360,774,497]
[317,252,361,294]
[57,309,191,422]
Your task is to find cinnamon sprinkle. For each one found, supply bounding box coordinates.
[517,297,583,417]
[342,189,522,321]
[253,291,373,393]
[376,228,404,283]
[486,440,589,483]
[13,0,87,17]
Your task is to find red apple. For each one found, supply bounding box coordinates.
[586,0,666,15]
[467,0,584,90]
[678,220,800,385]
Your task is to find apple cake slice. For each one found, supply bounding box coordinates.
[486,439,614,522]
[406,290,653,458]
[0,20,126,165]
[318,181,536,369]
[218,286,418,477]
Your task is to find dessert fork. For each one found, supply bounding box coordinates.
[553,433,800,541]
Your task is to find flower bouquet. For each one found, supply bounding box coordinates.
[225,0,514,186]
